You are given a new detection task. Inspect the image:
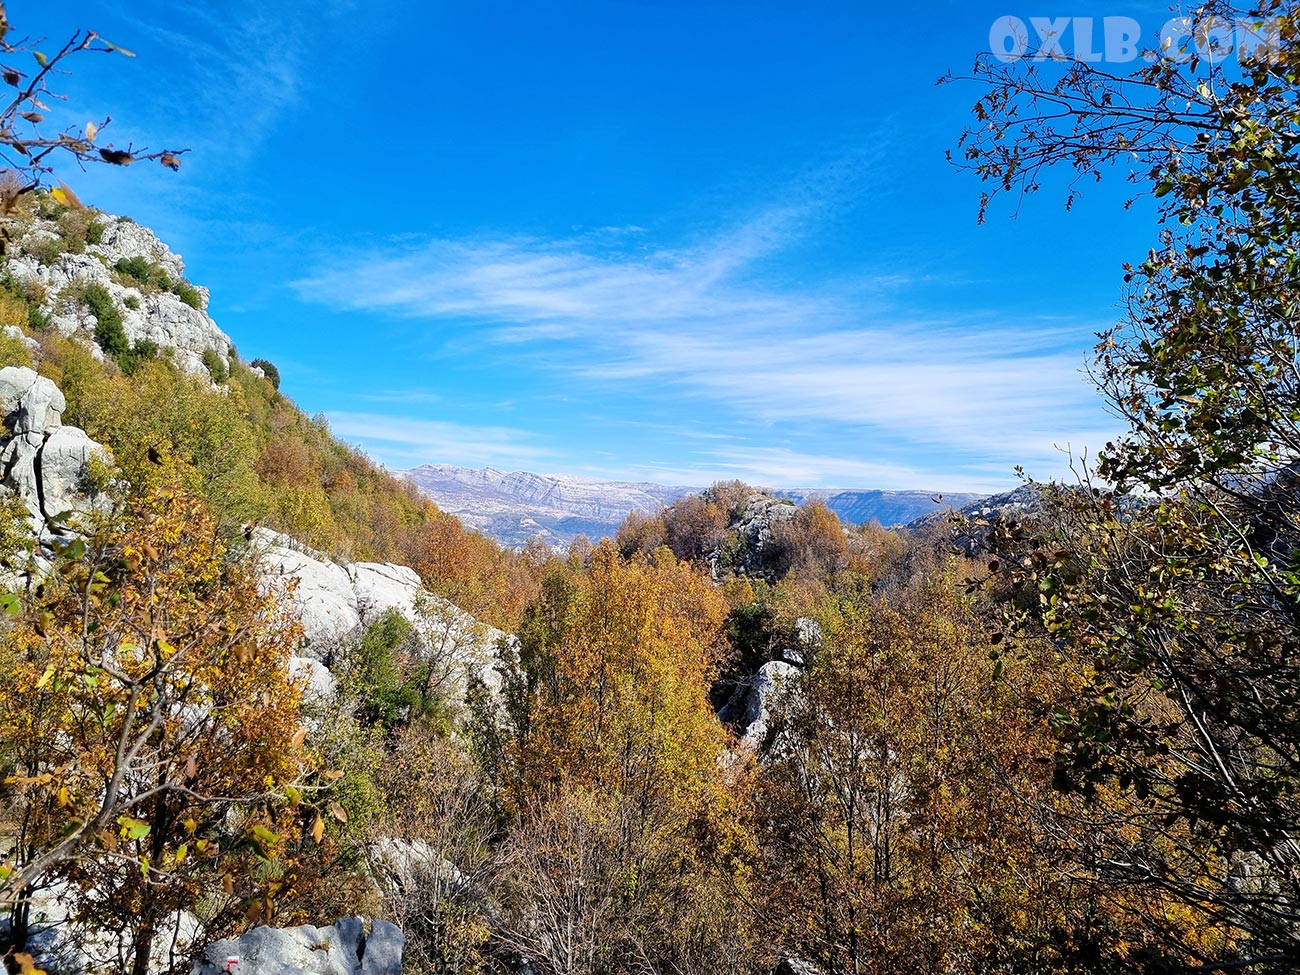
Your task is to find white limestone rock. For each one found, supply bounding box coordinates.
[0,366,107,536]
[0,365,64,434]
[189,918,405,975]
[94,217,187,285]
[289,656,338,702]
[723,661,799,751]
[8,877,201,975]
[251,527,507,708]
[349,561,423,623]
[2,324,37,350]
[368,836,472,898]
[253,528,360,659]
[7,214,232,378]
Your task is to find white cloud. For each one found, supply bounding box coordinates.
[326,412,556,470]
[108,0,310,156]
[297,206,1117,482]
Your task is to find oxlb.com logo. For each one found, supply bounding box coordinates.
[989,15,1284,63]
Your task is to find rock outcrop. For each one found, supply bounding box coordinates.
[252,527,506,700]
[0,365,108,539]
[189,918,405,975]
[720,660,801,751]
[707,493,798,578]
[8,213,231,378]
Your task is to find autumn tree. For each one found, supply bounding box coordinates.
[758,554,1097,974]
[953,2,1300,967]
[0,488,317,973]
[614,509,666,560]
[663,493,730,562]
[769,500,849,580]
[500,542,758,975]
[370,728,497,975]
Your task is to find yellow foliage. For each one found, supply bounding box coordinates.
[518,542,729,806]
[0,488,314,962]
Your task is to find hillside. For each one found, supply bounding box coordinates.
[0,192,543,630]
[400,463,986,548]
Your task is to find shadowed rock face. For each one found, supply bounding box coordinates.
[0,365,108,541]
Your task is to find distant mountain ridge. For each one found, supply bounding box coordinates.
[399,464,985,549]
[777,488,984,528]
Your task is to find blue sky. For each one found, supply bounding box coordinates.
[26,0,1181,492]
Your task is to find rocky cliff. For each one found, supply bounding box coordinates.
[7,209,233,378]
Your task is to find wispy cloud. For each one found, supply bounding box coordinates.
[326,412,555,470]
[297,205,1115,484]
[106,0,311,161]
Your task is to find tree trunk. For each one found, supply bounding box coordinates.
[130,915,156,975]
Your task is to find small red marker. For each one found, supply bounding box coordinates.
[224,958,239,973]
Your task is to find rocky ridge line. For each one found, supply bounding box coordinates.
[8,211,233,378]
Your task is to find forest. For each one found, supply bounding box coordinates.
[4,1,1300,973]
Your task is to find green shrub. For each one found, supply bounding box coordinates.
[123,295,140,311]
[0,329,32,369]
[175,281,203,310]
[0,287,27,331]
[250,358,281,391]
[114,256,168,290]
[115,256,203,311]
[85,219,105,245]
[26,234,64,266]
[200,347,228,384]
[114,255,149,281]
[82,283,129,360]
[119,339,159,376]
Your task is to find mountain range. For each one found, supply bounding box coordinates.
[398,464,985,549]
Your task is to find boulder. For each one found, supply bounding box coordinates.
[0,367,107,536]
[38,426,104,512]
[0,365,64,434]
[190,918,404,975]
[361,922,405,975]
[369,836,471,898]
